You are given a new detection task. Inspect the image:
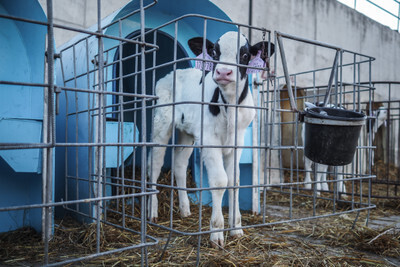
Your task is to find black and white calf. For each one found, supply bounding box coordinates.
[147,31,274,247]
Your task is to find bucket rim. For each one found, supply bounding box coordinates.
[304,116,366,126]
[305,107,366,122]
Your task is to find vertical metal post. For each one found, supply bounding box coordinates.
[169,20,178,232]
[86,38,93,215]
[276,33,297,112]
[95,0,105,255]
[73,45,79,212]
[117,19,126,229]
[323,50,340,107]
[43,0,55,264]
[196,18,208,266]
[139,0,148,265]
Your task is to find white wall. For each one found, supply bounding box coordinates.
[39,0,130,47]
[40,0,399,89]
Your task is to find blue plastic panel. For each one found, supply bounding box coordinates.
[0,1,46,120]
[105,121,138,168]
[0,157,42,233]
[0,0,48,233]
[0,119,42,174]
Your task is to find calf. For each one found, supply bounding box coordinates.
[148,31,274,247]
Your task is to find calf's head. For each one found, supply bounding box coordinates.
[188,31,274,95]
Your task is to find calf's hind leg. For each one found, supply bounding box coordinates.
[203,148,227,248]
[174,131,194,217]
[147,120,172,222]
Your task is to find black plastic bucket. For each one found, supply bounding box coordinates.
[304,107,366,166]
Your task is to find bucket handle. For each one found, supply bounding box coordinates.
[276,32,341,112]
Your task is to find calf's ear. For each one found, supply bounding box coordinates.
[188,37,214,56]
[250,41,275,61]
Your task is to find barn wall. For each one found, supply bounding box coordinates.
[39,0,399,95]
[38,0,130,47]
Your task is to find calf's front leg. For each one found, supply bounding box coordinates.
[203,148,227,248]
[224,145,244,238]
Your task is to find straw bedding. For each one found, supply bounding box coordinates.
[1,168,399,266]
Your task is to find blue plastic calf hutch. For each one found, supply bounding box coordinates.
[0,0,49,233]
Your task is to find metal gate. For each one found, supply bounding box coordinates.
[0,0,383,265]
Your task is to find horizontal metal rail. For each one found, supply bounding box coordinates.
[0,189,158,212]
[0,13,159,49]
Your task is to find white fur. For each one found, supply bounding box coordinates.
[148,32,255,247]
[370,107,387,166]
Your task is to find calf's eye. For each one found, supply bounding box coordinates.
[212,50,218,58]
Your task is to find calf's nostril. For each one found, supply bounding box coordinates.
[216,68,232,77]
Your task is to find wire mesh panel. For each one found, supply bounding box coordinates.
[260,33,376,217]
[360,81,400,200]
[0,0,384,265]
[137,16,376,263]
[55,1,160,266]
[0,0,158,265]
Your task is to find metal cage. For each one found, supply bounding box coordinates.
[1,0,389,266]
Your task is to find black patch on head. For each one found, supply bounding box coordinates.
[212,42,221,61]
[211,41,221,73]
[238,78,249,104]
[239,43,251,80]
[209,87,221,116]
[250,42,275,61]
[181,113,185,123]
[188,37,214,56]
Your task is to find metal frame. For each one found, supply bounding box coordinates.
[0,0,389,266]
[347,81,400,199]
[0,0,158,266]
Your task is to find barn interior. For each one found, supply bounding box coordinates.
[0,0,399,265]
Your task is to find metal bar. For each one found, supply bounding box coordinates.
[100,0,158,30]
[95,0,104,254]
[59,85,159,99]
[276,30,375,59]
[145,13,271,35]
[0,13,159,49]
[366,0,400,19]
[0,190,158,212]
[43,0,55,264]
[322,50,340,107]
[139,1,148,265]
[276,33,297,111]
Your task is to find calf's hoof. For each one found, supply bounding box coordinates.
[230,229,244,238]
[210,239,224,249]
[210,232,224,249]
[179,205,191,218]
[148,217,158,223]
